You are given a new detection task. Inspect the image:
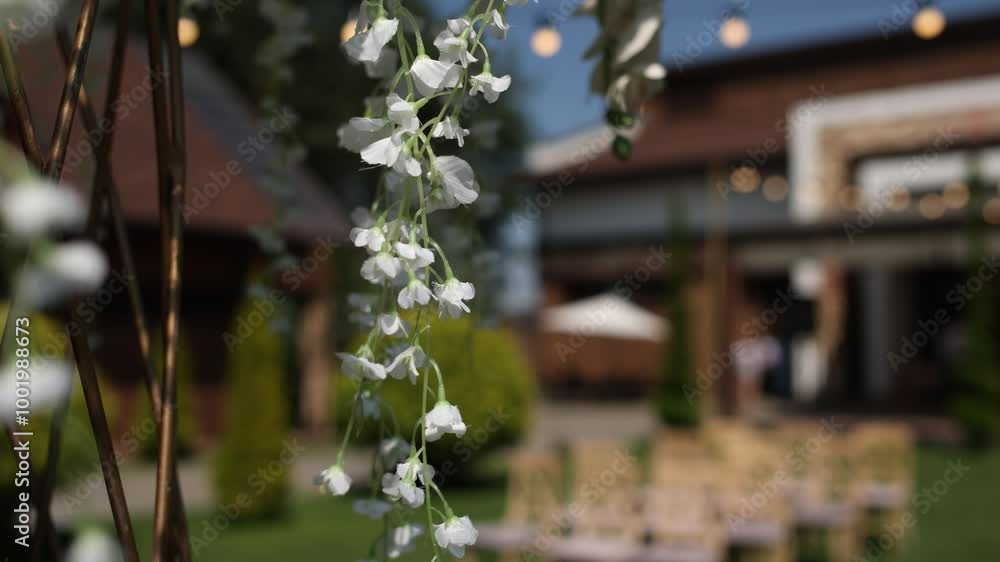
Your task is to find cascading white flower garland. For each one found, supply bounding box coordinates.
[0,143,107,418]
[318,1,530,559]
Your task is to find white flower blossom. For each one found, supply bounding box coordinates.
[387,524,423,559]
[381,472,425,508]
[344,17,399,63]
[409,55,461,97]
[378,313,407,336]
[432,117,470,147]
[338,118,392,153]
[316,465,352,496]
[470,71,511,103]
[353,498,394,519]
[434,19,477,67]
[379,437,411,467]
[66,529,122,562]
[386,93,421,133]
[430,155,479,209]
[19,241,109,307]
[386,345,425,384]
[360,133,403,168]
[350,225,386,253]
[364,48,399,79]
[1,180,85,239]
[434,516,479,558]
[0,362,73,425]
[379,457,434,509]
[397,279,433,309]
[425,401,467,442]
[360,252,402,284]
[433,278,475,319]
[489,9,509,39]
[338,352,387,381]
[395,241,435,269]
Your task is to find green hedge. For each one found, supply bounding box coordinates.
[214,288,291,521]
[333,316,536,483]
[655,204,701,428]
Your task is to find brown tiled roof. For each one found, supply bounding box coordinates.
[15,32,347,241]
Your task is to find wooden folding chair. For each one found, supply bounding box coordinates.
[549,440,645,562]
[794,436,861,562]
[850,422,916,553]
[713,429,793,562]
[635,484,726,562]
[474,449,564,562]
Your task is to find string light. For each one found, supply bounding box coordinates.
[531,24,562,58]
[889,187,911,211]
[178,17,200,48]
[918,193,945,219]
[913,1,946,40]
[730,166,760,192]
[943,182,969,209]
[720,9,750,49]
[762,175,788,202]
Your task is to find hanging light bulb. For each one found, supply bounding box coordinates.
[913,0,946,40]
[531,21,562,58]
[341,17,358,44]
[178,16,200,48]
[720,9,750,49]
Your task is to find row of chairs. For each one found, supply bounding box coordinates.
[473,419,915,562]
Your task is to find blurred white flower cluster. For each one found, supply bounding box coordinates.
[1,177,108,307]
[319,0,531,559]
[580,0,665,159]
[0,166,106,423]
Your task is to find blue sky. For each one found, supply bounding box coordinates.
[430,0,1000,140]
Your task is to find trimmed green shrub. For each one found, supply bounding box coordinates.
[136,330,199,460]
[334,316,536,482]
[655,202,701,428]
[952,172,1000,447]
[214,288,291,520]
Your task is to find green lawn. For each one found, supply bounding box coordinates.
[113,446,999,561]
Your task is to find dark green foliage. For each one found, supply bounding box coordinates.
[334,317,536,482]
[952,171,1000,447]
[655,202,701,428]
[214,288,291,520]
